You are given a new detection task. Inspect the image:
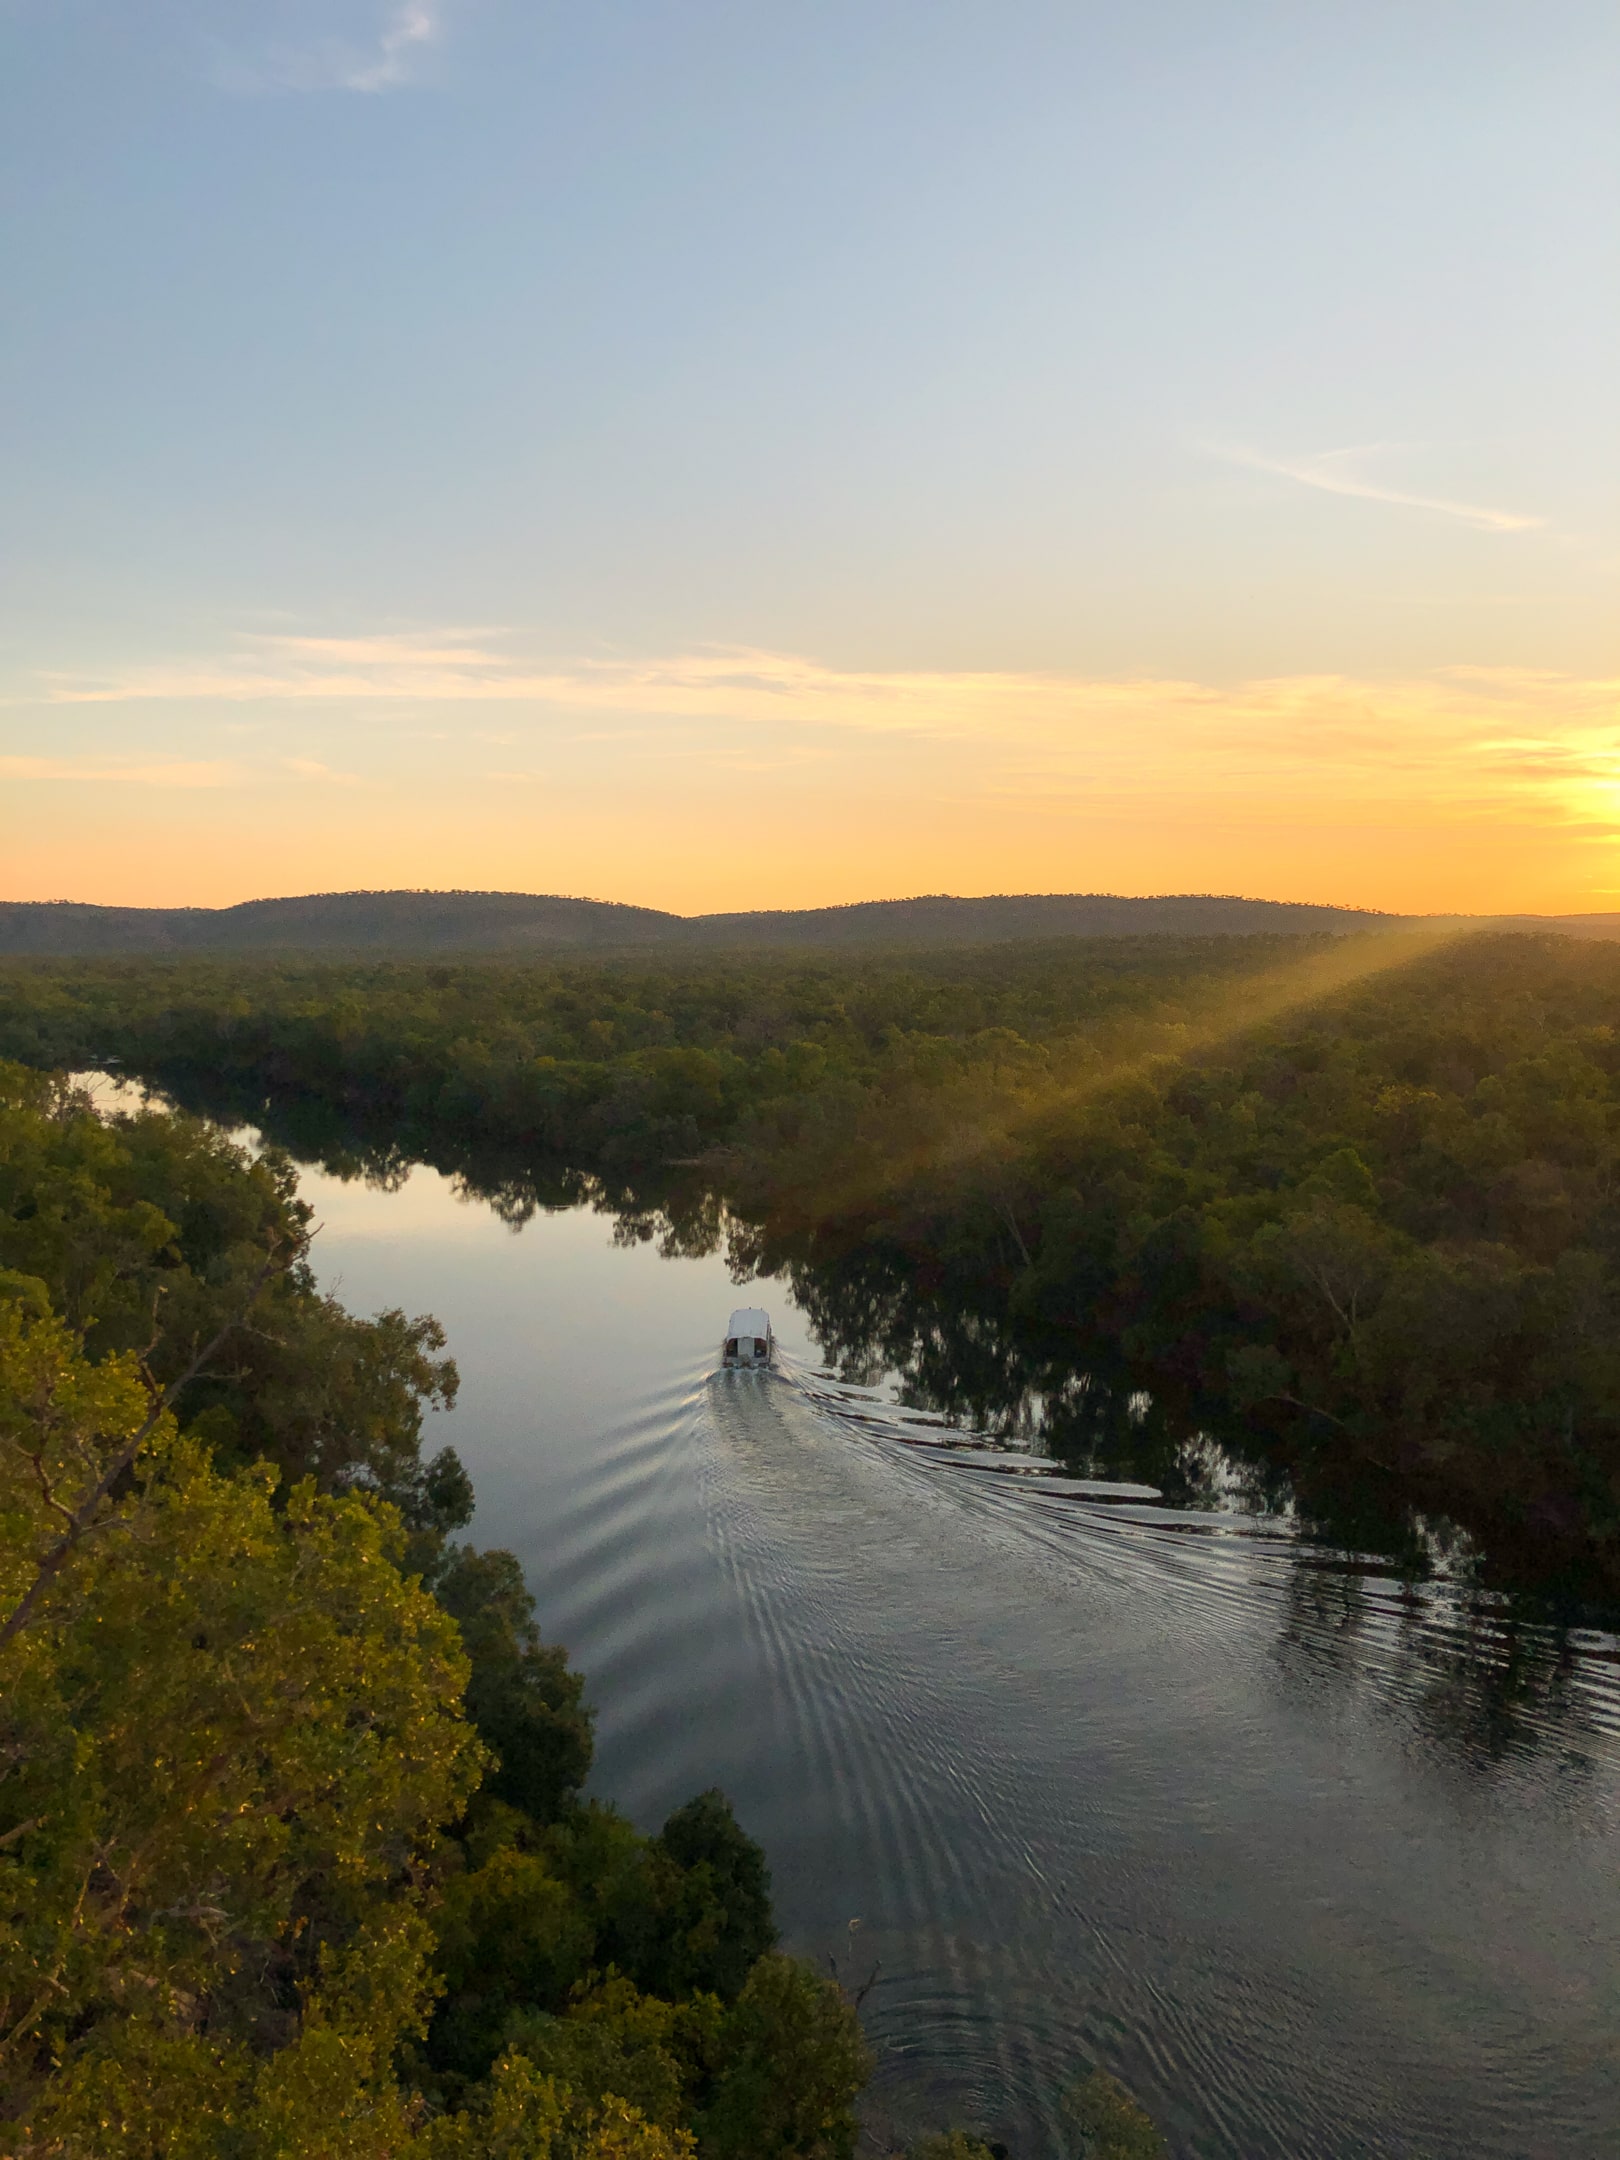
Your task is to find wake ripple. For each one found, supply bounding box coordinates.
[663,1354,1620,2157]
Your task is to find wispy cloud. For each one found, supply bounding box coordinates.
[1214,443,1544,534]
[218,1,443,95]
[282,756,363,784]
[38,634,999,730]
[18,632,1620,837]
[0,755,236,788]
[28,630,1616,774]
[337,2,440,92]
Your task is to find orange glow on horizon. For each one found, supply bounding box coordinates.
[5,642,1619,918]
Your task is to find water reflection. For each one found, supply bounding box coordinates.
[85,1067,1620,2156]
[162,1066,1620,1789]
[757,1241,1620,1798]
[145,1064,1620,1628]
[1275,1552,1620,1784]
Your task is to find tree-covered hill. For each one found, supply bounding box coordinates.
[0,887,1400,956]
[0,890,678,956]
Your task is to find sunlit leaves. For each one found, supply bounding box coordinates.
[0,1290,483,2135]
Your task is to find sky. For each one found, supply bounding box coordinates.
[2,0,1616,916]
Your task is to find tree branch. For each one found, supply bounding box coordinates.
[0,1242,289,1654]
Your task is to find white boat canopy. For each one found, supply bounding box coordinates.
[727,1308,772,1341]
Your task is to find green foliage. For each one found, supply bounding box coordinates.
[18,1917,442,2159]
[644,1789,777,2002]
[538,1802,668,1988]
[0,1070,872,2160]
[422,1784,780,2095]
[693,1953,873,2160]
[904,2135,999,2159]
[433,1544,595,1824]
[1059,2070,1169,2159]
[0,1288,483,2147]
[408,2049,698,2159]
[429,1843,600,2083]
[0,1061,469,1534]
[497,1975,695,2133]
[0,938,1304,1175]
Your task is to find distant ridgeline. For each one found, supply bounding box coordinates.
[0,887,1409,955]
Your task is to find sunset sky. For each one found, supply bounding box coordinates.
[3,1,1616,915]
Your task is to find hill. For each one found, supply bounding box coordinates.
[683,892,1393,945]
[0,890,677,955]
[0,888,1404,956]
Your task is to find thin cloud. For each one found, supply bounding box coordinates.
[18,635,1620,848]
[344,1,439,91]
[0,756,236,788]
[218,2,443,95]
[1214,444,1544,534]
[27,635,1618,755]
[283,756,364,784]
[262,632,506,665]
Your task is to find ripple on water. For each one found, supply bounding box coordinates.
[568,1354,1620,2158]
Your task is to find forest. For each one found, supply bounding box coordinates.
[4,927,1620,1613]
[0,1065,1164,2158]
[0,935,1330,1171]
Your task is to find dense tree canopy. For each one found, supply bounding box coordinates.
[0,1070,886,2158]
[6,932,1620,1601]
[0,938,1314,1174]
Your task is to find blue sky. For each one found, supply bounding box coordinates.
[2,1,1616,911]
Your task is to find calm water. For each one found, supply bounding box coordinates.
[271,1153,1620,2160]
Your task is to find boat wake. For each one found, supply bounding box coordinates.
[686,1347,1620,2158]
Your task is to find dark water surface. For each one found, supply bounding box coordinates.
[283,1155,1617,2157]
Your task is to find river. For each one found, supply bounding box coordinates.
[254,1141,1614,2160]
[78,1063,1620,2159]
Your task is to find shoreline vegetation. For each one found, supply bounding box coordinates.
[0,1064,1164,2158]
[4,930,1620,1610]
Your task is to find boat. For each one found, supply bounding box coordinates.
[722,1307,774,1369]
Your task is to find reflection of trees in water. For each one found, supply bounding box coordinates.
[777,1238,1277,1510]
[152,1069,702,1242]
[1272,1551,1611,1781]
[767,1240,1620,1771]
[141,1071,1620,1759]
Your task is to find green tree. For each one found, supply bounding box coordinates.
[426,1838,602,2087]
[1060,2070,1169,2160]
[645,1789,777,2002]
[0,1283,483,2150]
[433,1544,595,1824]
[694,1954,872,2160]
[415,2050,696,2159]
[497,1974,698,2133]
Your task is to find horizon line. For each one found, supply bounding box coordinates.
[3,885,1614,925]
